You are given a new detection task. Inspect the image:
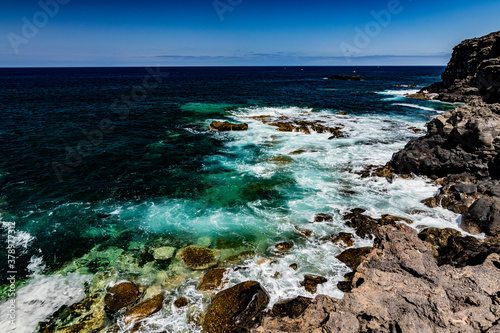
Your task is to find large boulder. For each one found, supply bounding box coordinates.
[198,267,227,292]
[123,294,164,325]
[462,197,500,236]
[203,281,270,333]
[104,281,141,312]
[272,296,313,319]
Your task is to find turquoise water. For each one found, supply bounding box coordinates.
[0,67,462,332]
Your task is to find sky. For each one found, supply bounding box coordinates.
[1,0,499,67]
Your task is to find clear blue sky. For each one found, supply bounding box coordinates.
[1,0,499,67]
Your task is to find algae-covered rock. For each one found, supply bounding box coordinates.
[210,121,248,131]
[177,246,218,270]
[152,246,176,260]
[203,281,270,333]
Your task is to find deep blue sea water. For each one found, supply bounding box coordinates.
[0,66,462,332]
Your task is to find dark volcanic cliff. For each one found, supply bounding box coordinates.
[426,31,500,103]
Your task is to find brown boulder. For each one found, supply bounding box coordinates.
[123,294,164,325]
[313,213,333,222]
[177,246,218,270]
[174,297,189,308]
[210,121,248,131]
[336,246,373,270]
[198,267,227,292]
[331,232,355,247]
[104,281,141,312]
[275,242,294,252]
[272,296,313,319]
[203,281,270,333]
[462,197,500,236]
[300,274,328,294]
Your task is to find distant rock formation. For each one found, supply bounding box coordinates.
[424,31,500,103]
[327,74,362,81]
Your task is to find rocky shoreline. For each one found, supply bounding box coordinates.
[36,32,500,333]
[254,31,500,332]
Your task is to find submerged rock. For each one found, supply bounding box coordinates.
[300,274,328,294]
[104,281,141,312]
[198,267,227,292]
[210,121,248,131]
[203,281,270,333]
[152,246,176,260]
[177,246,218,270]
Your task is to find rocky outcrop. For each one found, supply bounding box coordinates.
[327,75,362,81]
[256,224,500,332]
[210,121,248,131]
[424,31,500,103]
[461,196,500,236]
[203,281,270,333]
[122,294,164,325]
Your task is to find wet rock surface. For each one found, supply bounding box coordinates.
[203,281,270,333]
[177,246,218,270]
[256,224,500,332]
[104,281,141,312]
[210,121,248,131]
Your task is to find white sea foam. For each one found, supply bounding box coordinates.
[376,89,419,100]
[393,103,436,111]
[0,273,90,333]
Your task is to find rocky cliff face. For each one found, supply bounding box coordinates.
[254,31,500,333]
[426,31,500,103]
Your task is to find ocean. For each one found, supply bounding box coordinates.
[0,66,462,332]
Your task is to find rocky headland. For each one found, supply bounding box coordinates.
[36,32,500,333]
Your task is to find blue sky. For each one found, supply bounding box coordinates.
[1,0,499,67]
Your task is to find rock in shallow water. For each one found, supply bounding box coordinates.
[272,296,313,319]
[210,121,248,131]
[123,294,164,325]
[300,274,328,294]
[177,246,218,270]
[104,281,141,312]
[198,267,227,292]
[203,281,270,333]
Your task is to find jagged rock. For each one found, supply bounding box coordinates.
[391,100,500,179]
[174,297,189,308]
[336,246,373,270]
[203,281,270,333]
[379,214,413,225]
[358,164,395,180]
[210,121,248,131]
[462,197,500,236]
[289,263,298,270]
[300,274,328,294]
[343,208,379,238]
[327,75,362,81]
[257,224,500,332]
[424,31,500,103]
[418,227,462,258]
[313,213,333,222]
[177,246,218,270]
[104,281,141,312]
[272,296,313,319]
[330,232,355,247]
[123,294,164,325]
[198,267,227,292]
[275,241,294,252]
